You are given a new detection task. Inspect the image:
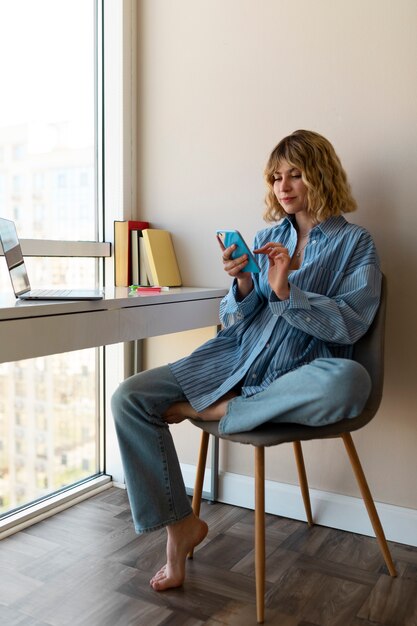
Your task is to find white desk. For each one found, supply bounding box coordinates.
[0,286,227,514]
[0,286,227,363]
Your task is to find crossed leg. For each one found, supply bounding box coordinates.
[162,390,238,425]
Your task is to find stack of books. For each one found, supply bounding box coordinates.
[114,220,182,288]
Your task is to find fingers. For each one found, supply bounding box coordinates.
[269,251,291,270]
[224,257,248,276]
[254,242,290,264]
[217,238,245,265]
[220,244,249,276]
[220,243,236,262]
[253,242,287,256]
[221,240,290,274]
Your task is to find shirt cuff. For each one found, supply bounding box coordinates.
[230,279,260,315]
[287,283,312,310]
[268,282,312,316]
[269,290,289,316]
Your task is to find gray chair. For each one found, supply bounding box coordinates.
[189,275,396,624]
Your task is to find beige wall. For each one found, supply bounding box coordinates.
[137,0,417,510]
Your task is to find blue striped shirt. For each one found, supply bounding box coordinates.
[170,215,381,412]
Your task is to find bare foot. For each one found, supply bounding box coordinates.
[198,391,237,420]
[150,513,208,591]
[162,401,198,424]
[163,391,238,424]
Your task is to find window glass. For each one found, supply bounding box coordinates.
[0,0,96,239]
[0,0,101,519]
[0,349,99,516]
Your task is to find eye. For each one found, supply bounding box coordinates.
[273,175,282,182]
[291,172,302,179]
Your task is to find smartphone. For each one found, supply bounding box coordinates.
[216,229,260,273]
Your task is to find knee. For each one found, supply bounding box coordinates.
[336,359,371,400]
[320,358,372,415]
[111,376,141,424]
[111,379,127,423]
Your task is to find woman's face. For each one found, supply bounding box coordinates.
[273,160,309,216]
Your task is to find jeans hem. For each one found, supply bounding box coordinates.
[134,508,193,535]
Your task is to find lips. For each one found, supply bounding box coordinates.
[281,197,296,203]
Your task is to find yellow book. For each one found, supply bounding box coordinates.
[142,229,182,287]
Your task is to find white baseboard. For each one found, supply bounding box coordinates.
[0,476,113,540]
[181,464,417,547]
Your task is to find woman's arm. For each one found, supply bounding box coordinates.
[219,279,263,327]
[217,233,265,327]
[270,260,382,344]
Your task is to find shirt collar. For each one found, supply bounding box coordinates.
[283,214,347,240]
[315,215,347,239]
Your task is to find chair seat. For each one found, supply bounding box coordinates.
[190,405,374,447]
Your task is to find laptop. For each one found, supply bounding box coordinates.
[0,217,104,301]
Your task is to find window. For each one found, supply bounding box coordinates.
[0,0,105,520]
[0,0,97,240]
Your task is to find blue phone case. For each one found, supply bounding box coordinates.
[217,230,260,273]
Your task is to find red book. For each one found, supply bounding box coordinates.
[114,220,149,286]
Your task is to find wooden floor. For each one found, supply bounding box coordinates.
[1,487,417,626]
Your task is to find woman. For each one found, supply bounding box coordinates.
[111,129,381,592]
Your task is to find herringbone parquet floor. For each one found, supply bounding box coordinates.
[1,487,416,625]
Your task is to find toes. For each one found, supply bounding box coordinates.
[150,566,166,586]
[150,579,162,591]
[149,564,184,592]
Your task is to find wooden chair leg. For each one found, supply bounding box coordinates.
[188,430,210,559]
[293,441,314,526]
[342,432,397,577]
[255,446,265,624]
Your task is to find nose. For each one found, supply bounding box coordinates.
[280,175,292,192]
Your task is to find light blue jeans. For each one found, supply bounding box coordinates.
[111,358,371,533]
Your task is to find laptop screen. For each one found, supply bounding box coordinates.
[0,218,31,296]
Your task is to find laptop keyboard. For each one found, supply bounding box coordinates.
[30,289,73,297]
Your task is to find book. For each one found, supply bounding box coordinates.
[114,220,149,286]
[131,229,152,286]
[139,235,151,285]
[142,229,182,287]
[131,230,140,285]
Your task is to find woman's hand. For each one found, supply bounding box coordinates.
[254,242,291,300]
[217,236,253,299]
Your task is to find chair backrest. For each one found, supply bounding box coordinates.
[352,273,387,416]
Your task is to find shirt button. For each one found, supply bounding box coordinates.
[252,373,257,379]
[311,240,317,244]
[305,316,311,322]
[266,343,270,348]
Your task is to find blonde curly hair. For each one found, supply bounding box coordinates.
[263,130,357,223]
